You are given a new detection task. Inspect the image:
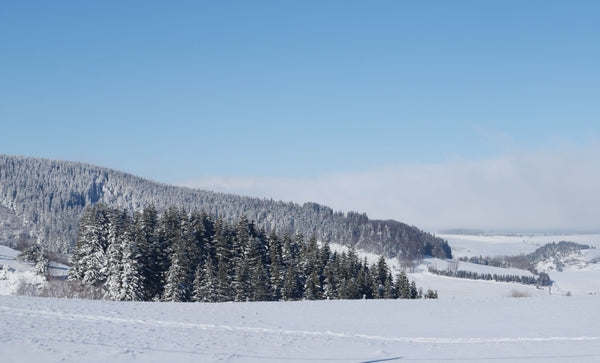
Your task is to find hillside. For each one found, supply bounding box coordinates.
[0,154,451,258]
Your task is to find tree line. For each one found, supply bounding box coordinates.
[427,265,551,286]
[457,241,592,274]
[69,204,438,302]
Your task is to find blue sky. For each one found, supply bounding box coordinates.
[2,1,599,231]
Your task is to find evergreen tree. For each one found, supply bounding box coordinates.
[268,230,284,301]
[163,238,193,302]
[322,255,338,299]
[105,211,144,302]
[193,255,218,302]
[358,257,374,299]
[304,269,322,300]
[395,270,411,299]
[383,272,396,299]
[371,256,390,299]
[134,205,162,300]
[117,235,144,301]
[250,262,272,301]
[214,219,233,301]
[234,256,251,301]
[282,264,302,300]
[69,204,110,286]
[104,209,127,299]
[410,281,421,299]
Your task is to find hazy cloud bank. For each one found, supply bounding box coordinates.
[179,146,600,233]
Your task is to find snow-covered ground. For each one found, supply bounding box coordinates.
[2,294,600,362]
[327,233,600,298]
[2,234,600,361]
[439,233,600,259]
[438,233,600,297]
[0,245,68,295]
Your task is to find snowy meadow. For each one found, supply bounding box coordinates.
[2,233,600,362]
[2,294,600,362]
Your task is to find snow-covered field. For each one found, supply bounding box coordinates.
[2,234,600,361]
[437,233,600,297]
[328,233,600,299]
[440,233,600,259]
[2,294,600,362]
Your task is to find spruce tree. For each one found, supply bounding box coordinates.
[193,256,218,302]
[69,204,110,286]
[250,262,271,301]
[214,219,233,301]
[322,256,338,300]
[410,281,420,299]
[395,270,411,299]
[234,256,251,302]
[383,272,396,299]
[163,238,192,302]
[134,205,162,300]
[267,230,284,301]
[282,264,302,301]
[117,234,144,301]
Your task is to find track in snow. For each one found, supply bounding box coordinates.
[2,304,598,345]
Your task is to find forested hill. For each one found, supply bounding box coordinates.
[0,154,451,259]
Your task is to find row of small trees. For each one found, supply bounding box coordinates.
[69,204,438,302]
[427,266,550,286]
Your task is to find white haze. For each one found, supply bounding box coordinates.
[180,146,600,233]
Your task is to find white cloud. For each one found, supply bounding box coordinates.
[179,145,600,233]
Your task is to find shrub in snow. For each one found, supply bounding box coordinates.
[508,289,531,298]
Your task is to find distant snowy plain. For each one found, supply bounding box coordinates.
[2,233,600,362]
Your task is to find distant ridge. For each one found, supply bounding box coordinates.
[0,154,451,258]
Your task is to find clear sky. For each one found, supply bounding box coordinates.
[2,1,599,232]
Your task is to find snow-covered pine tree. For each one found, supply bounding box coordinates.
[372,255,390,299]
[282,264,302,301]
[267,230,284,301]
[193,255,218,302]
[134,205,162,300]
[246,235,271,301]
[105,209,127,299]
[357,258,373,299]
[117,233,144,301]
[163,236,193,302]
[410,281,421,299]
[250,261,271,301]
[395,270,411,299]
[322,255,338,299]
[104,210,144,301]
[214,219,233,302]
[18,244,49,277]
[383,272,396,299]
[69,204,110,286]
[234,256,251,302]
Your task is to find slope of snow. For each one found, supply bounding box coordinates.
[2,294,600,362]
[0,245,68,295]
[327,233,600,299]
[440,233,600,258]
[325,242,548,298]
[436,234,600,297]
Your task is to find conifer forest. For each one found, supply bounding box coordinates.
[0,154,452,260]
[69,204,437,302]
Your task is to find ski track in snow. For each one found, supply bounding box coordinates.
[2,304,599,345]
